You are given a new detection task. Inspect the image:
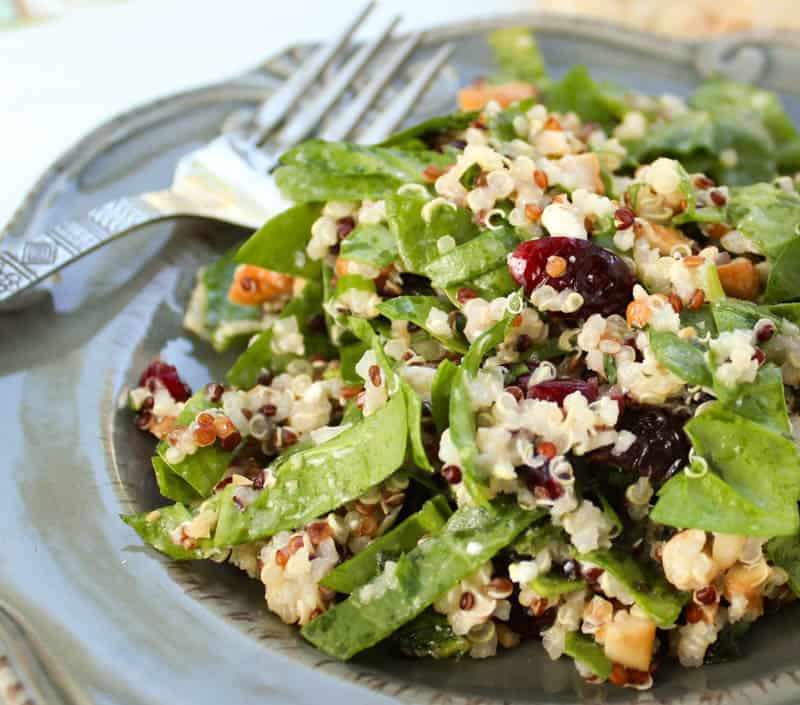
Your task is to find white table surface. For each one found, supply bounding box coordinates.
[0,0,533,231]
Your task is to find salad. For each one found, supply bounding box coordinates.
[123,28,800,689]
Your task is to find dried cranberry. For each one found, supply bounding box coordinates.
[588,404,691,485]
[508,237,635,319]
[507,599,555,639]
[527,377,599,405]
[441,465,462,484]
[138,360,191,402]
[336,216,356,239]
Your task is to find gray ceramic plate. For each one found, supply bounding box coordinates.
[3,13,800,705]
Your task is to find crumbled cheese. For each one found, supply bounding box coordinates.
[271,316,305,356]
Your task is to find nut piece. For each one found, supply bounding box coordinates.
[724,559,770,600]
[717,258,760,300]
[229,264,293,305]
[603,611,657,672]
[662,529,720,591]
[636,222,692,256]
[458,80,536,111]
[712,533,747,572]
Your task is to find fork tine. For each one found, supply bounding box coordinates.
[319,32,422,142]
[356,43,454,145]
[274,15,402,150]
[251,1,375,143]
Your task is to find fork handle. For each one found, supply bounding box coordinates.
[0,195,168,305]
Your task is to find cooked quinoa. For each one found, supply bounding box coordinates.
[123,27,800,689]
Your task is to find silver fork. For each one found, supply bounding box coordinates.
[0,2,453,306]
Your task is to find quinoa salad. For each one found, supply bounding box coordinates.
[123,28,800,689]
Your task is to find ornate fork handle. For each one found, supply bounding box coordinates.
[0,196,169,305]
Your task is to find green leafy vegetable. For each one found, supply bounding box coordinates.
[379,113,477,151]
[151,456,201,505]
[424,228,519,288]
[690,79,797,147]
[488,27,549,85]
[545,66,627,131]
[449,316,512,506]
[488,98,538,142]
[564,632,612,680]
[156,389,233,498]
[339,223,398,268]
[274,140,449,202]
[579,548,687,627]
[765,237,800,303]
[386,190,479,274]
[431,359,459,434]
[727,183,800,259]
[766,534,800,596]
[122,501,220,561]
[235,203,321,277]
[377,296,468,353]
[320,496,452,594]
[529,572,586,598]
[392,611,471,659]
[301,499,541,659]
[713,363,790,436]
[213,391,408,547]
[652,405,800,536]
[649,330,712,388]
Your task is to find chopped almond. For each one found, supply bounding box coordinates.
[626,300,651,328]
[458,80,537,111]
[636,222,692,256]
[228,264,293,306]
[603,612,657,672]
[718,257,760,300]
[554,153,604,194]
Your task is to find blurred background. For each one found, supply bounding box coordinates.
[1,0,797,231]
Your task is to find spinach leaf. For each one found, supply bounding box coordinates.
[392,611,471,659]
[122,501,220,561]
[151,456,201,505]
[766,534,800,596]
[652,405,800,536]
[471,265,517,299]
[379,112,477,151]
[274,140,449,202]
[765,237,800,303]
[377,296,468,353]
[714,363,790,436]
[564,632,612,680]
[449,316,513,506]
[339,223,398,268]
[690,79,798,147]
[545,66,627,131]
[386,190,479,274]
[339,340,370,385]
[431,359,459,434]
[649,330,712,388]
[320,496,452,594]
[579,548,687,627]
[156,389,233,497]
[213,391,408,547]
[512,521,564,557]
[488,27,549,85]
[727,183,800,259]
[235,203,321,277]
[653,466,796,538]
[630,111,776,185]
[529,572,586,599]
[301,499,541,659]
[424,228,519,288]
